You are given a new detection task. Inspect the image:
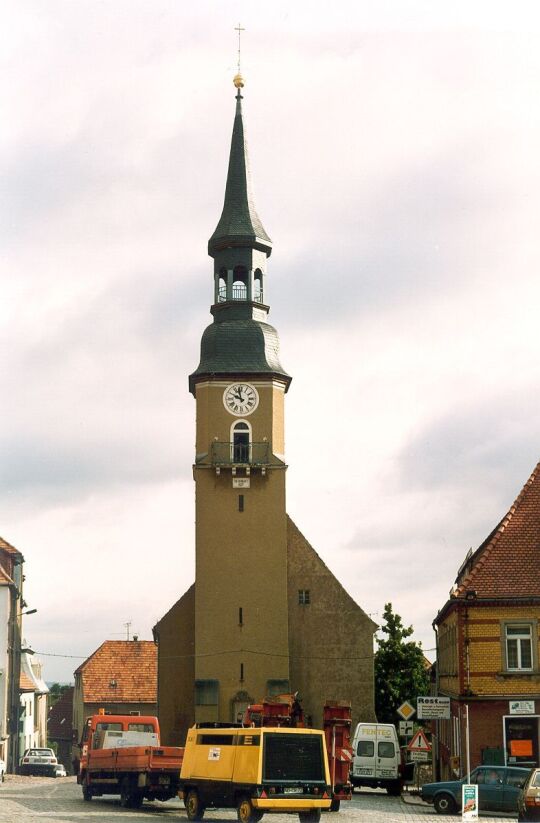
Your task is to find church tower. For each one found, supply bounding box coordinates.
[188,73,292,723]
[153,71,376,745]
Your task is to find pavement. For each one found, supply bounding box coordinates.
[0,777,519,823]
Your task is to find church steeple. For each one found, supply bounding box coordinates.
[189,75,290,396]
[208,81,272,257]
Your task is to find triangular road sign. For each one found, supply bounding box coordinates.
[407,729,431,752]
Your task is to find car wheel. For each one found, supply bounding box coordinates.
[434,793,457,815]
[299,810,322,823]
[186,789,205,821]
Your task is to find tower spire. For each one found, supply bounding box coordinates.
[208,49,272,257]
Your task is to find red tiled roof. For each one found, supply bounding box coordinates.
[48,687,74,740]
[454,460,540,598]
[20,671,36,691]
[75,640,157,703]
[0,536,22,557]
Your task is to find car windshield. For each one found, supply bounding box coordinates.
[29,750,52,756]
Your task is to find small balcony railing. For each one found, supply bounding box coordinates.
[211,441,270,466]
[218,286,264,304]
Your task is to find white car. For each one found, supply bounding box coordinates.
[0,758,5,782]
[19,748,57,776]
[54,763,67,778]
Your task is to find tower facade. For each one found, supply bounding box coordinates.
[189,79,292,723]
[154,76,377,744]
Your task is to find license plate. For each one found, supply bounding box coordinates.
[284,787,303,794]
[158,776,170,785]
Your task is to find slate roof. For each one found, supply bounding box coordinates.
[453,460,540,599]
[48,687,74,741]
[190,318,290,393]
[74,640,157,704]
[208,91,272,256]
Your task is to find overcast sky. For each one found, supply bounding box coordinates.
[3,1,540,683]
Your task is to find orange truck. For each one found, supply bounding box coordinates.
[78,713,183,808]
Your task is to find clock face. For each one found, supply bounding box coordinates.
[223,383,259,416]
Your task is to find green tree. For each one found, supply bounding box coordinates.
[374,603,430,724]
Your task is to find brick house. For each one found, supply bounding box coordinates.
[434,461,540,778]
[72,640,157,769]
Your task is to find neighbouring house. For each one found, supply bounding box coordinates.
[72,639,157,769]
[19,649,49,756]
[48,687,74,773]
[0,536,25,773]
[434,461,540,778]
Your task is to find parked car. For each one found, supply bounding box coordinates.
[54,764,67,778]
[0,758,5,782]
[518,767,540,821]
[19,748,57,776]
[421,765,531,814]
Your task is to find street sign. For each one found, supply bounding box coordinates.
[410,750,429,762]
[417,696,450,720]
[399,721,414,736]
[407,729,431,753]
[397,701,416,720]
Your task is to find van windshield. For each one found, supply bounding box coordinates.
[263,734,324,782]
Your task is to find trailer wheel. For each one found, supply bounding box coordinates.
[237,795,263,823]
[299,810,322,823]
[186,789,205,821]
[330,798,341,812]
[386,782,401,797]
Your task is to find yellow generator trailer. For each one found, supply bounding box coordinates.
[179,724,332,822]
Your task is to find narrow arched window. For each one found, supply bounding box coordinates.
[218,268,227,302]
[232,265,248,300]
[232,420,250,463]
[253,268,263,303]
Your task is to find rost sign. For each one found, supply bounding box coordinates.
[417,696,450,720]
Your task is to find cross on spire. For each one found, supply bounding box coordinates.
[235,23,245,74]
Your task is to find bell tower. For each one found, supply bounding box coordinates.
[189,72,292,723]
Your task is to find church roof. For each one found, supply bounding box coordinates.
[436,461,540,622]
[208,90,272,256]
[189,317,290,393]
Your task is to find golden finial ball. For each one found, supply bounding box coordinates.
[233,73,245,89]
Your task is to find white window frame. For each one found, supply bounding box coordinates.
[502,620,536,672]
[230,419,252,464]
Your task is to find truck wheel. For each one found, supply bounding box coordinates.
[434,793,457,815]
[120,777,141,809]
[186,789,205,821]
[330,798,341,812]
[237,796,263,823]
[299,810,322,823]
[386,782,401,797]
[82,784,92,802]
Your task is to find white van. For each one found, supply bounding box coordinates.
[350,723,401,795]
